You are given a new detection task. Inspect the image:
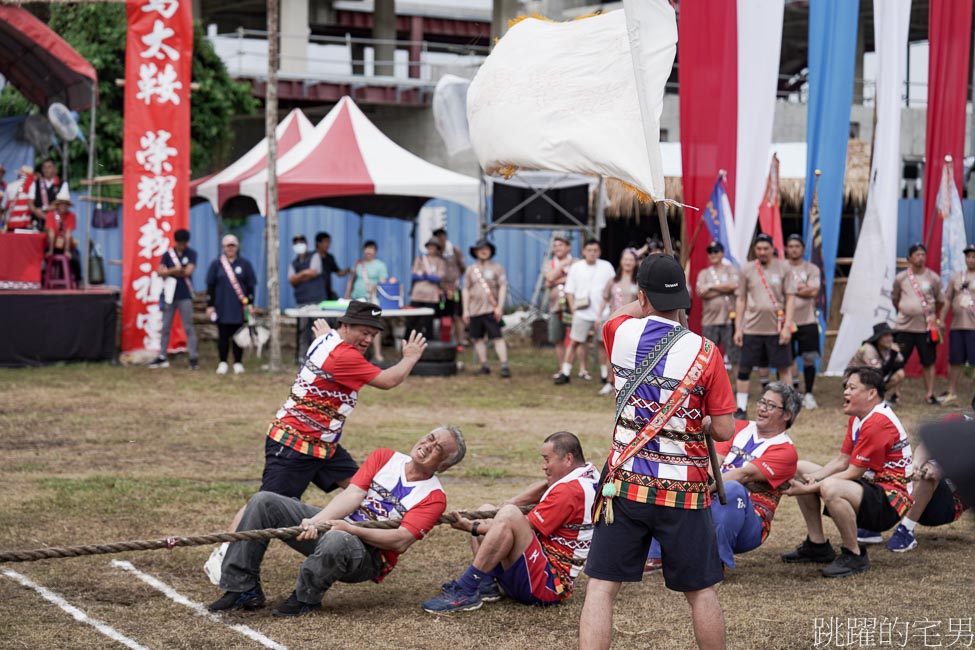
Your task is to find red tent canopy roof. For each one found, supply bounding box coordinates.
[0,6,98,111]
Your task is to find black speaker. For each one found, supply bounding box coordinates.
[492,182,589,226]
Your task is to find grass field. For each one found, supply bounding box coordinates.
[0,339,973,650]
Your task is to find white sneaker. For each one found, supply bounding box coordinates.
[233,362,245,375]
[803,393,818,410]
[203,542,229,586]
[598,382,614,396]
[216,361,228,375]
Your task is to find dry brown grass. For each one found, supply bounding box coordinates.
[0,341,973,650]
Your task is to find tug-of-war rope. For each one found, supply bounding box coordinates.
[0,506,532,564]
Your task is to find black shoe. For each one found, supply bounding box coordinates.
[477,366,491,375]
[553,373,570,385]
[500,366,511,378]
[925,394,940,405]
[781,537,837,564]
[148,356,169,369]
[822,546,870,578]
[734,408,747,421]
[208,585,266,612]
[272,591,322,618]
[189,358,200,371]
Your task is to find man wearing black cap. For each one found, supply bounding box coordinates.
[463,239,511,377]
[891,243,943,404]
[937,243,975,404]
[785,234,822,410]
[205,301,431,582]
[696,241,740,379]
[579,254,736,650]
[733,234,797,419]
[847,322,906,401]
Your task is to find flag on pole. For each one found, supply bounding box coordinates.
[938,156,967,291]
[757,154,785,259]
[703,171,738,266]
[807,170,828,327]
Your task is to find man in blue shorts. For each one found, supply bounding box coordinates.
[578,254,736,650]
[421,431,599,613]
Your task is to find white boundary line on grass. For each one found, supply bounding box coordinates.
[110,560,288,650]
[3,569,149,650]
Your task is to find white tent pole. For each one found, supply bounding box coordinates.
[265,0,282,371]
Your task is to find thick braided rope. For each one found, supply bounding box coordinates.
[0,506,532,564]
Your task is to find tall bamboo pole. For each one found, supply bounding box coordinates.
[265,0,282,371]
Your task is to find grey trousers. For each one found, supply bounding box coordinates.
[160,298,198,360]
[220,492,384,604]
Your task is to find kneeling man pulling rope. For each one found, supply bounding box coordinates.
[208,426,466,617]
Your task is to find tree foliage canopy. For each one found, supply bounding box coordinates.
[0,4,257,182]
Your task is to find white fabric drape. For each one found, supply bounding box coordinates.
[825,0,911,375]
[732,0,783,265]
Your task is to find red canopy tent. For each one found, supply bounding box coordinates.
[0,6,98,111]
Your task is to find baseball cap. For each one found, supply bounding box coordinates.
[706,241,724,254]
[338,300,385,331]
[755,233,774,246]
[964,243,975,255]
[552,231,571,245]
[637,254,691,312]
[786,234,804,245]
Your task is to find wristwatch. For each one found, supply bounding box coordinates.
[470,522,480,537]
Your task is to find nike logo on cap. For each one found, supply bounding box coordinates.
[371,310,381,316]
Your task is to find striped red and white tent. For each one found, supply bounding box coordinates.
[238,96,480,219]
[191,108,314,213]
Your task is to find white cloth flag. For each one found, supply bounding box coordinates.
[938,160,967,291]
[733,0,784,266]
[826,0,911,376]
[467,3,677,200]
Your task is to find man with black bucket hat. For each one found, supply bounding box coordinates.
[203,300,429,585]
[579,253,736,650]
[846,322,905,402]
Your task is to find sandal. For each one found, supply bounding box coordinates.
[578,370,593,381]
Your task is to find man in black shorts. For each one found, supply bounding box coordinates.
[434,227,466,345]
[785,234,822,410]
[462,239,510,377]
[891,243,943,404]
[733,234,796,419]
[781,368,914,577]
[578,253,736,650]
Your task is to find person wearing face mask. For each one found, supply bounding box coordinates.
[289,234,327,361]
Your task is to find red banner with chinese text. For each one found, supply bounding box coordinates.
[122,0,191,355]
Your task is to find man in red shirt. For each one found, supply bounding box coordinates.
[45,189,80,284]
[421,431,599,613]
[781,367,913,577]
[209,426,466,617]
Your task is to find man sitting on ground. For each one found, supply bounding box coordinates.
[209,426,466,617]
[847,323,905,404]
[421,431,599,613]
[781,367,913,577]
[646,383,799,571]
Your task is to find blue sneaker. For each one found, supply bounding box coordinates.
[885,524,918,553]
[421,581,483,614]
[207,584,266,612]
[479,578,503,603]
[856,528,883,544]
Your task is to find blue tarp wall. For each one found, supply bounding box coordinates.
[73,197,975,309]
[79,198,581,310]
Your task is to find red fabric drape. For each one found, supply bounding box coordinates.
[121,0,192,354]
[679,1,737,332]
[906,0,972,379]
[921,0,971,274]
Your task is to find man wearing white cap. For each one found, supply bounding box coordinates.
[46,186,81,284]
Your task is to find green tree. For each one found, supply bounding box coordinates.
[0,4,256,183]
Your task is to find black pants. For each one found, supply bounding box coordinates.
[217,323,243,363]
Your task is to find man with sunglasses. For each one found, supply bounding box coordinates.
[646,383,799,571]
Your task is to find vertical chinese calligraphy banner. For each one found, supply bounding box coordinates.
[122,0,191,354]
